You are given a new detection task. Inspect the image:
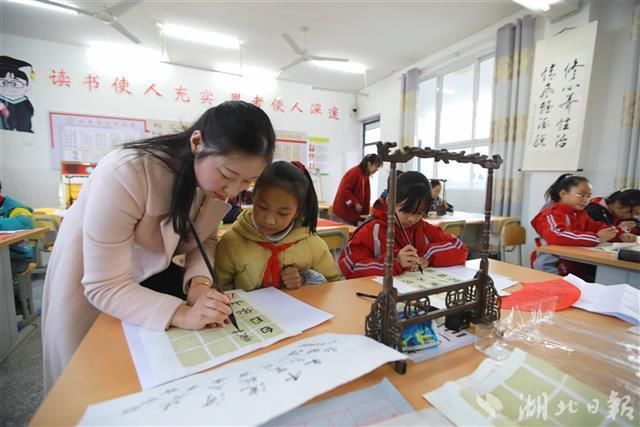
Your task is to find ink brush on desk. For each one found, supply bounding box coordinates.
[394,213,424,275]
[356,291,379,299]
[189,221,240,330]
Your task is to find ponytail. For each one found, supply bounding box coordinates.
[254,161,319,233]
[545,173,589,202]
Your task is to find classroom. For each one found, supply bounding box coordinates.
[1,0,639,426]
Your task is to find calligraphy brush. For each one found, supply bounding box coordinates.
[189,221,240,330]
[394,213,424,275]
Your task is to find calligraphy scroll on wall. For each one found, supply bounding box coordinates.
[522,21,598,171]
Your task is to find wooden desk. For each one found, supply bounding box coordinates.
[0,227,48,362]
[536,245,640,286]
[31,260,632,426]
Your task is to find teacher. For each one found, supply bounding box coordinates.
[41,101,275,392]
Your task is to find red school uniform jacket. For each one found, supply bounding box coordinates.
[339,198,468,278]
[332,165,370,225]
[585,197,640,235]
[531,201,624,247]
[530,202,624,277]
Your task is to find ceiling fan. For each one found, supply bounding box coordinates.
[280,27,349,72]
[33,0,142,44]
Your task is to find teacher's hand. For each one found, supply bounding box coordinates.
[355,203,363,213]
[171,289,231,330]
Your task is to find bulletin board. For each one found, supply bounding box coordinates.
[49,112,148,169]
[49,113,190,169]
[522,21,598,171]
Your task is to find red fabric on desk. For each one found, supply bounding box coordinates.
[501,278,581,311]
[317,218,347,227]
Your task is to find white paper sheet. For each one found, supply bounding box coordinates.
[124,288,333,389]
[373,266,515,309]
[79,334,407,426]
[586,242,640,252]
[0,229,27,234]
[564,274,640,325]
[262,378,413,426]
[434,266,517,296]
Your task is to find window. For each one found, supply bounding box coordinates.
[417,55,494,189]
[363,118,381,199]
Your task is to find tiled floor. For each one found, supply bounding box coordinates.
[0,277,44,427]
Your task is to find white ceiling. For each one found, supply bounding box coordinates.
[0,1,522,92]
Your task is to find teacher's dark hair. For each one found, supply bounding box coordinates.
[123,101,275,238]
[358,153,382,175]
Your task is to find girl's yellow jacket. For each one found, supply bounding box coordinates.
[215,208,342,291]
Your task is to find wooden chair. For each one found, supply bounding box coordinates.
[316,228,349,260]
[499,218,526,265]
[31,214,61,272]
[440,220,466,238]
[33,207,59,216]
[15,262,38,327]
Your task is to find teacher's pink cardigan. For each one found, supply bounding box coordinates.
[42,149,230,393]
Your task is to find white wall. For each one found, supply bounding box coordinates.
[0,34,361,208]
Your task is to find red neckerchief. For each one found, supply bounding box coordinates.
[257,242,294,287]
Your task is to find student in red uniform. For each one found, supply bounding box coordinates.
[585,189,640,235]
[339,171,468,278]
[531,174,636,279]
[332,154,382,225]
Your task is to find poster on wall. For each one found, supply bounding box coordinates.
[146,119,189,138]
[522,21,598,171]
[307,136,330,172]
[274,130,307,163]
[49,112,147,169]
[0,56,35,133]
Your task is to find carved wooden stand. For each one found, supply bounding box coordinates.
[365,142,503,374]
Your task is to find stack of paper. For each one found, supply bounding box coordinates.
[79,334,407,426]
[124,287,334,389]
[425,348,629,426]
[564,274,640,324]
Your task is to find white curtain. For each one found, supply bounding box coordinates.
[490,15,536,216]
[400,68,420,147]
[616,0,640,189]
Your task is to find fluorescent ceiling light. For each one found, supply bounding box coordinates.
[9,0,78,15]
[158,23,240,49]
[312,60,366,74]
[513,0,556,12]
[87,42,161,65]
[216,63,278,79]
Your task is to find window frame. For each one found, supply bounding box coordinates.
[362,116,381,156]
[417,53,494,188]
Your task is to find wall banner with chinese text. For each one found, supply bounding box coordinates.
[522,21,598,171]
